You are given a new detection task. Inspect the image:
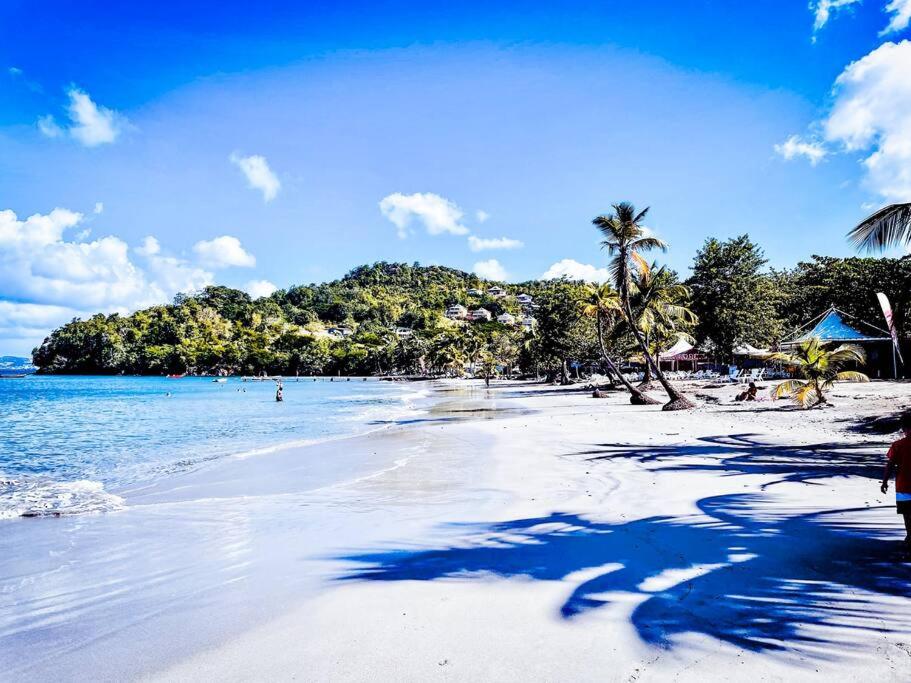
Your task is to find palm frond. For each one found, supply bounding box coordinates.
[772,378,804,399]
[630,236,668,253]
[793,383,818,408]
[833,370,869,383]
[848,203,911,252]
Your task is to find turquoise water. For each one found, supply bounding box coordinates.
[0,375,425,518]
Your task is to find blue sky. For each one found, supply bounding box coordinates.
[2,1,911,354]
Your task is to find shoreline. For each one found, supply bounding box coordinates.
[3,379,911,680]
[0,380,520,681]
[156,379,911,682]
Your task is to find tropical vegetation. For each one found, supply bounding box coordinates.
[768,339,869,408]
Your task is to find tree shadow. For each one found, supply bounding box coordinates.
[576,433,889,488]
[337,493,910,658]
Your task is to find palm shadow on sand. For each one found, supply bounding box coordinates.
[337,492,911,658]
[576,433,889,488]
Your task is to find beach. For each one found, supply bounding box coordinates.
[5,378,905,681]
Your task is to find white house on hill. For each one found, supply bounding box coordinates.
[487,286,506,298]
[445,304,468,319]
[497,313,516,325]
[471,308,492,321]
[516,293,533,305]
[467,288,483,296]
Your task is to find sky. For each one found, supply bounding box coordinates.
[2,0,911,354]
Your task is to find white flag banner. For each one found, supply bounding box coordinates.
[876,292,903,365]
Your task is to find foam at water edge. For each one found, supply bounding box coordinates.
[0,478,126,519]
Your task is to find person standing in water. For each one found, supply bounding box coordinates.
[881,411,911,553]
[275,381,283,402]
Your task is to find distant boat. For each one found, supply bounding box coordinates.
[0,374,27,379]
[166,374,186,379]
[212,378,227,383]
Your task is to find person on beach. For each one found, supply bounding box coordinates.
[881,411,911,551]
[735,382,758,402]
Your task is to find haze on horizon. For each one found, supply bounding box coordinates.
[2,0,911,355]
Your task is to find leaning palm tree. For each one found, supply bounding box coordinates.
[768,337,868,408]
[848,203,911,251]
[581,283,660,405]
[629,263,698,388]
[593,203,694,410]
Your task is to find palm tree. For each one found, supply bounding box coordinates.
[581,283,660,405]
[593,203,694,410]
[768,338,868,408]
[848,203,911,251]
[629,263,698,388]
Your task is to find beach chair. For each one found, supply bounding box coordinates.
[727,368,742,383]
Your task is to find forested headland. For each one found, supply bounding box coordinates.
[31,239,911,379]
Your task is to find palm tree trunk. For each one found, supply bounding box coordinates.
[596,313,659,405]
[622,300,693,411]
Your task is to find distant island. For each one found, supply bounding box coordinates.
[30,249,911,379]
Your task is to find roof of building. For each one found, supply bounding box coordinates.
[783,307,890,345]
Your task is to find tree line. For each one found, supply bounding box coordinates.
[33,209,911,404]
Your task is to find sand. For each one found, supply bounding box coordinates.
[148,379,911,682]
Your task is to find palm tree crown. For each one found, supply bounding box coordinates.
[593,203,667,297]
[847,203,911,251]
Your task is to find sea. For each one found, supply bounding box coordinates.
[0,375,428,519]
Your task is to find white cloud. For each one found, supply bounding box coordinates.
[93,202,104,215]
[37,88,126,146]
[379,192,469,239]
[542,259,611,283]
[476,210,490,223]
[0,208,211,314]
[37,115,63,138]
[0,208,279,352]
[811,0,861,34]
[882,0,911,34]
[66,87,124,147]
[823,40,911,200]
[245,279,278,298]
[473,258,509,281]
[467,235,524,252]
[192,235,256,268]
[774,134,829,165]
[230,152,280,202]
[135,236,161,257]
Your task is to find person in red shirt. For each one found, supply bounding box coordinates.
[881,412,911,551]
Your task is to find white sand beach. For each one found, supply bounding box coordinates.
[140,379,911,682]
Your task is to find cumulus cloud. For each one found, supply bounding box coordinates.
[476,210,490,223]
[0,208,262,352]
[823,40,911,200]
[93,202,104,215]
[0,208,213,342]
[192,235,256,268]
[774,134,829,165]
[473,258,509,281]
[542,259,611,283]
[245,279,278,298]
[135,236,161,257]
[67,88,123,146]
[467,235,524,252]
[379,192,469,239]
[882,0,911,34]
[37,88,126,147]
[230,152,280,202]
[811,0,861,34]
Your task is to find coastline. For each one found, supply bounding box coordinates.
[0,380,518,681]
[155,379,911,682]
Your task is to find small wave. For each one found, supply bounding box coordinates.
[0,478,125,519]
